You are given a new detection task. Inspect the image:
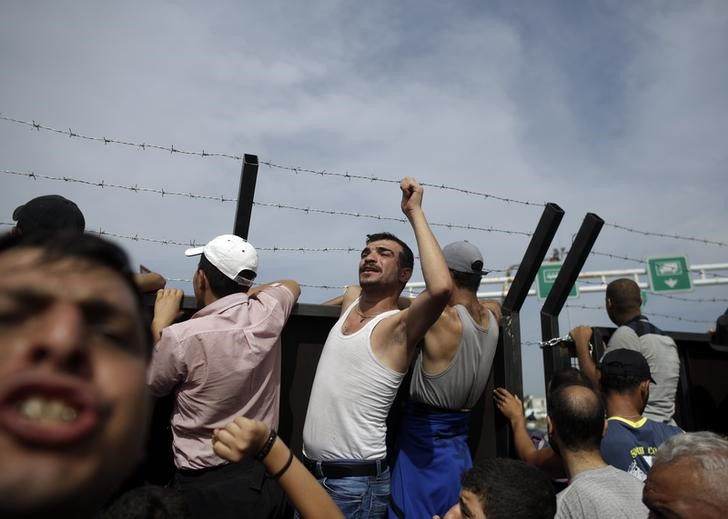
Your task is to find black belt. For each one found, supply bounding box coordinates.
[303,456,386,478]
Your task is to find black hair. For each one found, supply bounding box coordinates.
[461,458,556,519]
[101,485,188,519]
[548,385,604,452]
[451,270,482,292]
[198,254,252,297]
[365,232,414,270]
[600,372,644,396]
[606,278,642,315]
[0,230,152,356]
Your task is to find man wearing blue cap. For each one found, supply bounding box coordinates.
[389,240,501,519]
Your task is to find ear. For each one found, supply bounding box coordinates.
[546,416,554,436]
[195,268,208,292]
[606,297,614,310]
[399,267,413,284]
[602,419,608,438]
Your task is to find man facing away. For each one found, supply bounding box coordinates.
[148,234,300,519]
[0,231,152,519]
[599,349,682,481]
[643,431,728,519]
[571,278,680,424]
[389,240,500,519]
[302,177,452,518]
[548,385,648,519]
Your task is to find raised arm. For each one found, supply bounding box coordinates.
[213,417,344,519]
[569,326,600,391]
[248,280,301,301]
[493,388,565,477]
[400,177,452,348]
[151,288,184,343]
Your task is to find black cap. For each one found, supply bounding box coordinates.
[13,195,85,234]
[600,349,656,383]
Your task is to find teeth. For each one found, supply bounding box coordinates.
[18,396,79,423]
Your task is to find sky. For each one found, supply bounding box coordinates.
[1,1,727,396]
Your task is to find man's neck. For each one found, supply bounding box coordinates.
[605,393,643,422]
[615,311,641,326]
[358,288,401,313]
[561,448,608,479]
[448,286,478,307]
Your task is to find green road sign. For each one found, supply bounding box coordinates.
[536,262,579,300]
[647,256,693,293]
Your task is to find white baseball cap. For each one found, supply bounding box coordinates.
[185,234,258,286]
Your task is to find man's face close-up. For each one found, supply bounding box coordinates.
[0,248,150,516]
[359,239,407,289]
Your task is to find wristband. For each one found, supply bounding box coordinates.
[268,448,294,480]
[255,428,277,461]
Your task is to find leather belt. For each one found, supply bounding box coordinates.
[303,456,386,478]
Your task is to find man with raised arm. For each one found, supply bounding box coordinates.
[302,177,452,518]
[389,240,501,519]
[570,278,680,424]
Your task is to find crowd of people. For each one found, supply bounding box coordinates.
[1,187,726,519]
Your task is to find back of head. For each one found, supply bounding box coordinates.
[366,232,414,270]
[599,349,652,396]
[185,234,258,298]
[442,240,487,292]
[653,431,728,490]
[12,194,85,235]
[548,385,604,453]
[462,458,556,519]
[606,278,641,319]
[547,367,593,397]
[101,486,188,519]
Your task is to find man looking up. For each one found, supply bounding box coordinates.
[389,240,501,519]
[0,231,152,519]
[148,234,300,519]
[302,177,452,518]
[571,278,680,424]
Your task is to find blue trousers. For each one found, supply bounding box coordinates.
[388,404,472,519]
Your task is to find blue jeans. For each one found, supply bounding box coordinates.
[301,459,390,519]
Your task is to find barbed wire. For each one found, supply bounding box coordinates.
[605,222,727,248]
[1,169,532,237]
[167,277,346,290]
[651,292,728,303]
[564,304,714,324]
[0,114,543,207]
[590,250,645,264]
[4,113,726,245]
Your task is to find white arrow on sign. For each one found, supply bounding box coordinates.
[664,278,678,288]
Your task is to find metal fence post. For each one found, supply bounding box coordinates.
[233,154,259,239]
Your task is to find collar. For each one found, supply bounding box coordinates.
[607,415,647,428]
[191,292,249,319]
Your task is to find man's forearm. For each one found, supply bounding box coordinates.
[408,208,450,298]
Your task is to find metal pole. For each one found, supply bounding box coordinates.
[495,202,564,458]
[540,212,604,392]
[233,154,259,239]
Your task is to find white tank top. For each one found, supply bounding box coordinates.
[302,298,403,461]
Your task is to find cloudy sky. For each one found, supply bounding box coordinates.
[1,1,726,395]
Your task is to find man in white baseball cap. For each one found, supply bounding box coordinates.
[147,234,300,519]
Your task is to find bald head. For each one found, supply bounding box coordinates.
[606,278,642,323]
[548,385,605,453]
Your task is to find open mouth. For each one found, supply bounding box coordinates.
[0,372,104,447]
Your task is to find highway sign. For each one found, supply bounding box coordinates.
[647,256,693,293]
[536,262,579,300]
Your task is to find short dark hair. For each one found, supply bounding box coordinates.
[198,254,252,297]
[461,458,556,519]
[547,367,593,397]
[548,385,604,452]
[451,270,482,292]
[0,230,152,356]
[606,278,641,314]
[365,232,414,270]
[101,485,187,519]
[600,372,643,396]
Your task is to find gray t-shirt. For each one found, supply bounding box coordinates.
[556,465,648,519]
[607,324,680,424]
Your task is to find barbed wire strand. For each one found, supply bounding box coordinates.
[0,114,543,207]
[0,169,532,237]
[3,113,726,245]
[564,304,715,324]
[605,222,727,248]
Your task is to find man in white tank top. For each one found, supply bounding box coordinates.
[301,177,453,518]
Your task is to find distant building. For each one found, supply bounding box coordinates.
[524,395,547,420]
